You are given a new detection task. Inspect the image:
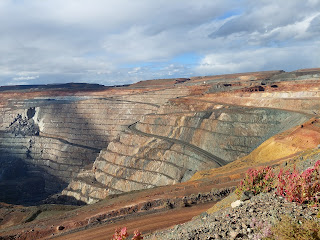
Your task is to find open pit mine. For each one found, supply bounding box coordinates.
[0,69,320,240]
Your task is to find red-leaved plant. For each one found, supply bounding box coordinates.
[236,160,320,205]
[235,166,275,198]
[132,230,143,240]
[111,227,143,240]
[277,160,320,204]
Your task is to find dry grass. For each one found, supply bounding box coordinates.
[267,215,320,240]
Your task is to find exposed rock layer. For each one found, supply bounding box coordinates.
[0,69,318,205]
[0,97,157,204]
[0,69,320,240]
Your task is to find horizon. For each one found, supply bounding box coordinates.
[0,68,290,88]
[0,0,319,86]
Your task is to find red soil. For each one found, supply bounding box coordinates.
[52,202,214,240]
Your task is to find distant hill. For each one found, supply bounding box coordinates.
[0,83,109,92]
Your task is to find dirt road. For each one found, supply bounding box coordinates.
[52,202,214,240]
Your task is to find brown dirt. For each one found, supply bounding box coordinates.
[51,202,214,240]
[0,178,237,240]
[189,70,283,83]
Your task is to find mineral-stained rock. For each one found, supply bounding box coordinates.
[0,69,318,206]
[136,106,308,162]
[62,103,309,203]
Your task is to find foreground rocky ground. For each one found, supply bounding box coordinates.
[145,153,320,240]
[144,191,319,240]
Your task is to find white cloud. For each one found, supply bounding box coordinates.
[0,0,319,86]
[13,75,39,81]
[196,43,320,75]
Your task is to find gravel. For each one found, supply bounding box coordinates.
[144,191,320,240]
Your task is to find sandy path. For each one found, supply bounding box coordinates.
[52,202,214,240]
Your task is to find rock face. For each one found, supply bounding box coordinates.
[62,83,310,203]
[0,69,318,205]
[0,97,157,204]
[62,131,219,203]
[135,105,308,162]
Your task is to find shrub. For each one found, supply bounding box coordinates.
[235,166,275,198]
[111,227,143,240]
[132,230,143,240]
[236,160,320,205]
[266,215,320,240]
[250,217,272,240]
[277,160,320,204]
[112,227,128,240]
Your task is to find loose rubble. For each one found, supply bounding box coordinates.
[145,191,320,240]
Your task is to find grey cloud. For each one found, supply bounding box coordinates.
[308,15,320,33]
[196,43,320,75]
[13,75,39,81]
[210,0,320,40]
[0,0,319,86]
[210,17,259,37]
[0,0,236,86]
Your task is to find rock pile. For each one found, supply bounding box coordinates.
[9,113,39,136]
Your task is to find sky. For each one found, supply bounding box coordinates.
[0,0,319,86]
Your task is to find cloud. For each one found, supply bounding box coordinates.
[13,75,39,81]
[196,42,320,75]
[308,14,320,34]
[0,1,319,86]
[211,0,320,38]
[196,0,320,75]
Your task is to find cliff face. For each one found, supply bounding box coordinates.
[136,106,308,162]
[62,105,308,203]
[61,70,315,204]
[0,97,157,204]
[62,130,220,203]
[0,69,318,205]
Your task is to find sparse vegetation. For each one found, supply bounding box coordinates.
[250,217,273,240]
[262,215,320,240]
[236,160,320,205]
[111,227,143,240]
[277,160,320,204]
[235,161,320,239]
[235,166,275,198]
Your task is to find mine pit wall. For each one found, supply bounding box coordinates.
[0,98,158,203]
[0,133,97,190]
[211,91,320,115]
[62,88,220,204]
[62,130,219,204]
[36,99,158,149]
[61,103,310,204]
[135,107,310,163]
[195,73,320,115]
